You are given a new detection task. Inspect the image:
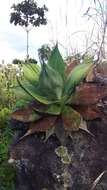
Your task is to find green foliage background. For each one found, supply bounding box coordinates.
[0,66,17,190]
[0,108,16,190]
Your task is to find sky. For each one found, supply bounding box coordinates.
[0,0,94,63]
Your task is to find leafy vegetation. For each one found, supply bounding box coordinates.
[12,58,37,64]
[11,45,93,143]
[0,108,15,190]
[0,65,18,189]
[0,64,19,110]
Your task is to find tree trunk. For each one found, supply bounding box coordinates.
[26,30,29,62]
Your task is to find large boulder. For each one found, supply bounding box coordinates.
[8,118,107,190]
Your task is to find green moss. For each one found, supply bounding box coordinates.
[55,146,68,157]
[62,170,71,188]
[61,155,71,164]
[55,146,71,164]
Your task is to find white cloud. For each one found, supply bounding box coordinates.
[0,40,26,63]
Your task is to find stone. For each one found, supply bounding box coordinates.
[8,118,107,190]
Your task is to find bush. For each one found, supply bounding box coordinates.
[12,59,23,64]
[0,65,17,110]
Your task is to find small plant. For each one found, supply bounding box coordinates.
[0,64,20,109]
[11,45,93,143]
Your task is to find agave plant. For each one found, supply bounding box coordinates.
[11,45,93,143]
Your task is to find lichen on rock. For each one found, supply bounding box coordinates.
[55,145,71,164]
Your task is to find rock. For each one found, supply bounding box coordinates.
[8,118,107,190]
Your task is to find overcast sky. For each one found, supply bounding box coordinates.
[0,0,93,63]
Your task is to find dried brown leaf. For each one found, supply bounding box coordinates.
[11,107,41,122]
[62,106,81,131]
[70,83,107,106]
[91,171,107,190]
[21,116,57,138]
[72,104,103,120]
[86,65,95,82]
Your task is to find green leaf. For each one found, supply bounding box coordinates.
[48,45,66,80]
[13,85,34,108]
[64,63,92,96]
[17,78,57,105]
[22,63,40,85]
[45,104,61,115]
[14,85,34,101]
[15,100,31,108]
[13,63,40,106]
[33,102,61,115]
[38,63,63,100]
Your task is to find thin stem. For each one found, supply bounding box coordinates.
[26,30,29,62]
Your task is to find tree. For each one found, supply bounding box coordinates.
[12,58,37,64]
[12,59,23,64]
[10,0,48,61]
[25,58,37,64]
[38,44,52,64]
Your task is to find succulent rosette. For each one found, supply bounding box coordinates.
[11,45,93,142]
